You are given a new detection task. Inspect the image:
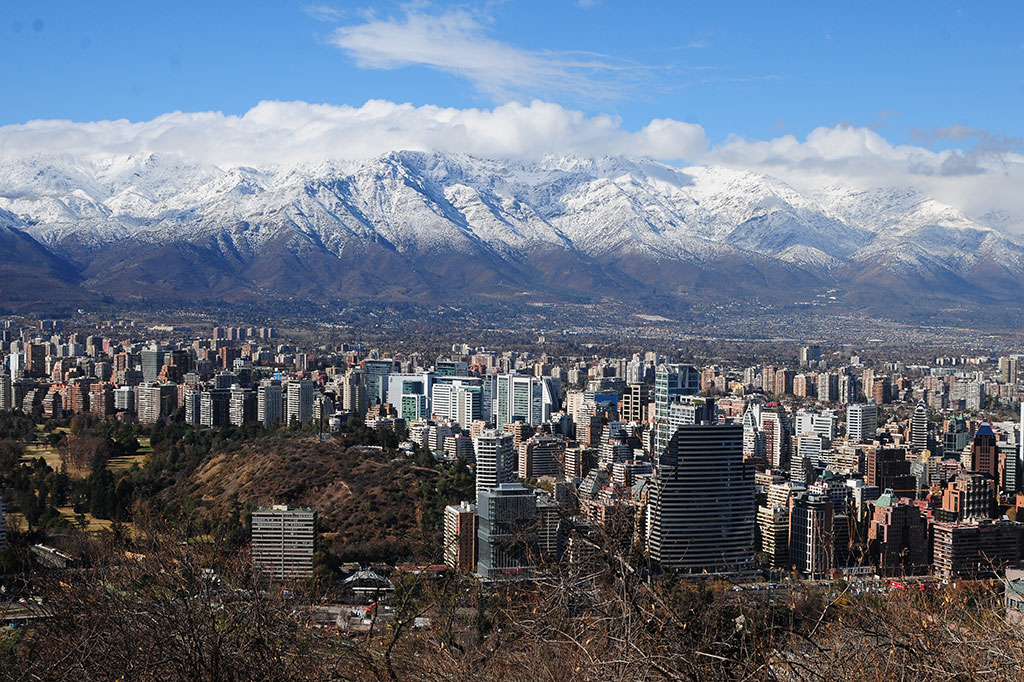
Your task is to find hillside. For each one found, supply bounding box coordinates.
[159,434,472,562]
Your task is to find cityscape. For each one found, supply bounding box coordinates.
[1,314,1024,676]
[3,1,1024,679]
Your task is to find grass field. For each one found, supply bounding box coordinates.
[20,434,153,477]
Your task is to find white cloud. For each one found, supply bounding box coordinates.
[329,9,649,101]
[0,99,709,166]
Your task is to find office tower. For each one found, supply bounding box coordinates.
[518,434,565,479]
[942,473,996,521]
[944,415,970,455]
[653,364,700,457]
[846,403,877,443]
[866,447,915,494]
[620,382,649,423]
[141,346,165,383]
[258,380,284,427]
[970,423,998,478]
[436,359,469,377]
[495,374,557,427]
[474,430,515,494]
[444,501,477,573]
[250,505,317,579]
[648,423,754,574]
[400,392,427,421]
[909,400,929,451]
[286,379,315,425]
[229,386,256,426]
[361,359,396,406]
[868,495,928,575]
[476,483,537,579]
[757,503,789,568]
[789,492,833,578]
[455,384,482,429]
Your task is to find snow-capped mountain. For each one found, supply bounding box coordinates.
[1,150,1022,310]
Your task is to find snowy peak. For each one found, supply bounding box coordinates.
[0,150,1022,309]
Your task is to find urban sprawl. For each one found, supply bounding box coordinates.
[2,316,1024,620]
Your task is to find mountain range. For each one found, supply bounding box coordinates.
[1,150,1022,319]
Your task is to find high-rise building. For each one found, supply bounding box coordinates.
[970,422,998,479]
[846,403,878,443]
[941,473,995,521]
[933,520,1024,581]
[476,483,537,579]
[200,389,231,428]
[648,423,754,574]
[760,408,791,469]
[474,430,515,495]
[800,345,822,367]
[495,374,557,427]
[789,492,833,578]
[909,400,929,451]
[0,496,5,552]
[444,501,477,573]
[251,505,317,579]
[286,379,315,426]
[795,408,838,441]
[839,373,858,404]
[0,372,11,412]
[866,447,915,494]
[343,369,369,418]
[757,503,789,568]
[257,380,284,427]
[518,434,565,479]
[361,359,397,406]
[867,493,928,575]
[620,382,649,424]
[141,346,165,383]
[113,386,134,413]
[136,383,175,424]
[653,364,700,457]
[229,386,256,426]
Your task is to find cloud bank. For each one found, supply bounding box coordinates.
[0,99,1021,232]
[0,99,709,165]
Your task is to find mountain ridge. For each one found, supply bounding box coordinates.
[1,150,1022,316]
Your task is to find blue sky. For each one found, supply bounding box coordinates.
[3,1,1022,147]
[2,1,1023,229]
